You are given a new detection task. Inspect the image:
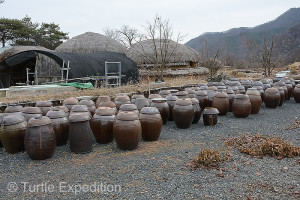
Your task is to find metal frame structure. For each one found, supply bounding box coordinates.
[105,61,121,87]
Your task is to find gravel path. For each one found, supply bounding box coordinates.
[0,99,299,199]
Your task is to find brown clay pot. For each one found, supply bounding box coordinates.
[241,80,252,91]
[225,89,235,112]
[24,116,56,160]
[79,100,96,116]
[98,101,118,114]
[46,109,69,146]
[159,90,171,98]
[264,88,281,108]
[4,105,23,115]
[186,89,196,98]
[190,98,201,124]
[212,92,229,115]
[63,97,79,111]
[139,107,162,141]
[96,96,111,107]
[131,94,145,104]
[114,95,131,110]
[91,107,115,144]
[273,86,285,106]
[282,80,293,100]
[113,111,141,150]
[36,101,53,116]
[253,86,265,102]
[22,107,43,122]
[175,91,189,99]
[246,89,262,114]
[232,94,252,118]
[206,90,216,107]
[135,98,150,111]
[52,106,69,117]
[151,98,169,125]
[293,84,300,103]
[0,114,26,154]
[120,104,139,116]
[203,107,219,126]
[173,99,194,129]
[148,94,162,104]
[195,91,209,110]
[274,82,288,100]
[70,105,91,117]
[166,95,178,121]
[169,89,179,96]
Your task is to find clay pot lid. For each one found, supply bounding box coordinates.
[195,91,208,96]
[230,81,241,86]
[283,79,292,84]
[166,95,179,101]
[207,86,218,91]
[79,100,95,107]
[190,98,199,104]
[116,111,139,121]
[191,87,200,91]
[261,79,272,84]
[69,112,91,122]
[151,98,167,103]
[95,107,115,116]
[140,107,160,115]
[148,94,162,99]
[169,89,179,93]
[246,90,260,96]
[71,105,89,112]
[231,86,239,91]
[203,107,220,115]
[175,99,192,106]
[186,89,195,94]
[23,107,42,114]
[234,94,250,99]
[265,88,279,94]
[274,82,286,87]
[131,94,145,99]
[52,106,69,113]
[97,95,111,100]
[241,80,252,84]
[1,114,25,126]
[253,86,263,90]
[176,91,188,96]
[63,97,79,105]
[238,86,245,90]
[224,89,234,94]
[198,83,208,87]
[252,81,263,86]
[199,86,208,90]
[214,92,229,98]
[247,88,258,92]
[120,104,138,111]
[115,94,130,101]
[217,86,226,89]
[159,90,171,95]
[46,109,66,119]
[273,86,284,91]
[98,101,116,108]
[28,116,51,127]
[36,101,53,107]
[213,82,225,86]
[4,105,23,113]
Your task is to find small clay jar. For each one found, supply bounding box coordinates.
[169,89,179,96]
[186,89,196,98]
[175,91,189,99]
[253,86,265,102]
[139,107,162,141]
[36,101,53,116]
[231,86,240,95]
[217,86,226,92]
[96,96,111,107]
[274,82,288,101]
[241,80,252,91]
[229,81,241,87]
[282,80,293,100]
[225,89,235,112]
[52,106,69,117]
[131,94,145,104]
[120,104,139,116]
[172,99,194,129]
[4,105,23,116]
[252,81,263,87]
[91,107,115,144]
[114,94,130,110]
[198,83,208,88]
[199,86,208,90]
[246,89,262,114]
[190,98,201,124]
[293,84,300,103]
[273,86,285,106]
[203,107,219,126]
[264,88,281,108]
[46,109,69,146]
[206,90,216,107]
[238,85,246,94]
[159,90,171,98]
[70,105,91,118]
[212,92,229,115]
[135,97,150,111]
[79,100,96,116]
[0,115,27,154]
[191,87,200,91]
[195,91,209,110]
[98,101,118,114]
[113,111,142,150]
[151,98,170,125]
[166,95,178,121]
[232,94,252,118]
[22,107,43,122]
[63,97,79,111]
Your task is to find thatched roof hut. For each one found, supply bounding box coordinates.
[55,32,127,55]
[0,46,51,62]
[126,39,200,67]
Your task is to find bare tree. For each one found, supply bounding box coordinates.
[117,25,142,49]
[102,27,120,41]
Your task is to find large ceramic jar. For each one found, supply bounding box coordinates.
[91,107,115,144]
[151,98,170,125]
[246,89,262,114]
[186,89,196,98]
[190,98,201,124]
[195,91,209,110]
[217,86,226,92]
[273,86,285,106]
[159,90,171,98]
[135,97,150,111]
[191,87,200,91]
[173,99,194,129]
[24,116,56,160]
[36,101,53,116]
[166,95,178,121]
[96,96,111,107]
[98,101,118,114]
[46,109,69,146]
[139,107,162,141]
[198,83,208,88]
[203,107,219,126]
[252,81,263,87]
[175,91,189,99]
[22,107,42,122]
[225,89,235,112]
[169,89,179,96]
[148,94,162,104]
[282,80,293,100]
[274,82,288,100]
[52,106,69,117]
[212,92,229,115]
[113,111,141,150]
[70,105,91,118]
[79,100,96,116]
[114,94,130,110]
[4,105,23,116]
[231,86,240,95]
[63,97,79,111]
[293,84,300,103]
[253,86,265,102]
[0,115,26,154]
[131,94,145,104]
[262,79,272,91]
[238,85,246,94]
[69,113,93,153]
[241,80,252,91]
[120,104,139,116]
[264,88,281,108]
[232,94,252,118]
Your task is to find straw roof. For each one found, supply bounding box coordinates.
[126,39,200,64]
[0,46,51,62]
[55,32,127,55]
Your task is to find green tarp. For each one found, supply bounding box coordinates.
[51,82,94,89]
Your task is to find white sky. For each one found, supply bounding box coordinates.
[0,0,299,43]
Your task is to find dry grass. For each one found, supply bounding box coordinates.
[225,134,300,159]
[287,62,300,75]
[235,72,247,78]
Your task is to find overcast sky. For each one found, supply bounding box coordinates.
[1,0,299,43]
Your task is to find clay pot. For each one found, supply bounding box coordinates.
[293,84,300,103]
[79,100,96,116]
[186,89,196,98]
[135,98,150,111]
[229,81,241,87]
[96,96,111,107]
[191,87,200,91]
[282,80,293,100]
[252,81,263,87]
[274,81,288,101]
[232,94,252,118]
[114,95,130,110]
[264,88,281,108]
[69,113,93,153]
[159,90,171,98]
[217,86,226,92]
[241,80,252,91]
[212,92,229,115]
[113,111,141,150]
[24,116,56,160]
[22,107,43,122]
[70,105,91,118]
[91,107,115,144]
[203,107,219,126]
[231,86,240,95]
[225,89,235,112]
[0,115,26,154]
[46,109,69,146]
[190,98,201,124]
[131,94,145,104]
[206,90,216,107]
[151,98,170,125]
[173,99,194,129]
[166,95,178,121]
[98,101,118,114]
[199,86,208,90]
[253,86,265,102]
[238,85,246,94]
[36,101,53,116]
[246,89,262,114]
[169,89,179,96]
[198,83,208,88]
[120,104,139,116]
[139,107,162,141]
[195,91,209,110]
[175,91,189,99]
[273,86,285,106]
[4,105,23,116]
[52,106,69,117]
[63,97,79,111]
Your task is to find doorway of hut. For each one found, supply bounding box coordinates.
[8,58,36,86]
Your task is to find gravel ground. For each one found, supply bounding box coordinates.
[0,99,300,199]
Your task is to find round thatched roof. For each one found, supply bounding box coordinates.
[126,39,200,64]
[55,32,127,55]
[0,46,51,62]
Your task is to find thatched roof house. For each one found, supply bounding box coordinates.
[55,32,127,55]
[126,39,200,68]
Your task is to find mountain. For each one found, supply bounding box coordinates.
[186,8,300,60]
